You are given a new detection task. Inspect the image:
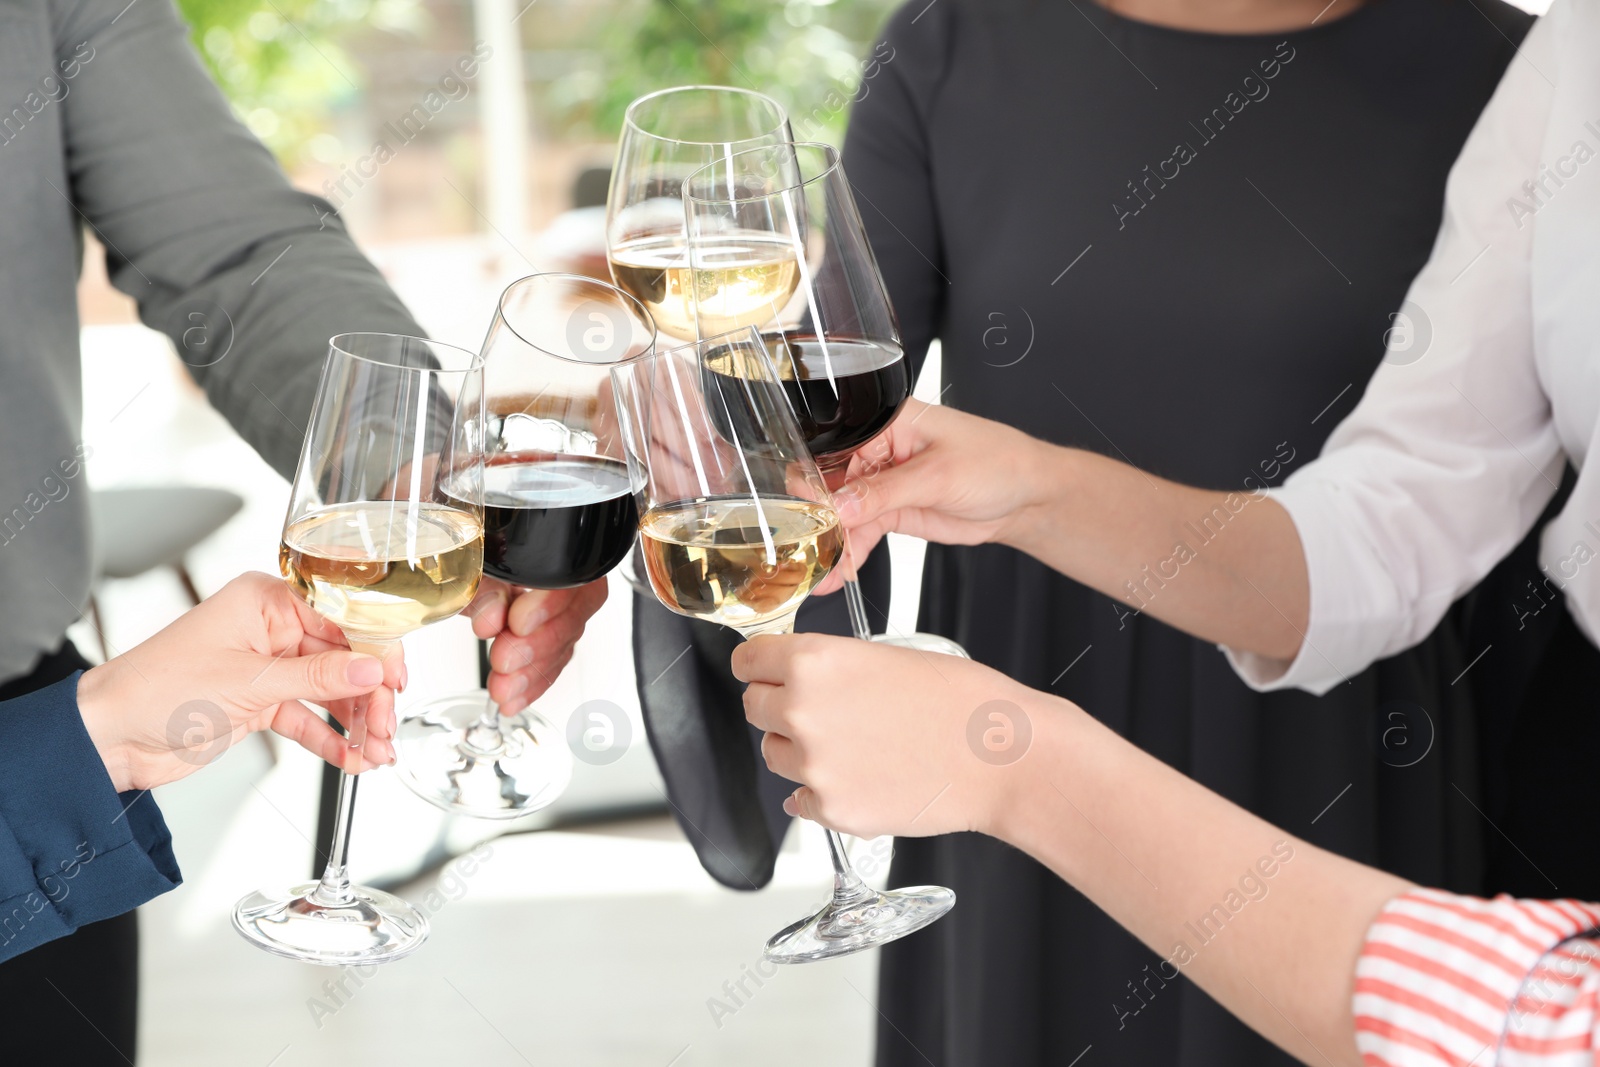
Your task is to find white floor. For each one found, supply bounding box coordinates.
[73,245,942,1064]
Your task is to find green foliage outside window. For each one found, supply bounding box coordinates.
[553,0,901,144]
[173,0,425,168]
[173,0,900,167]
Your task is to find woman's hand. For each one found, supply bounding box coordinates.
[76,572,405,792]
[732,632,1042,838]
[465,577,609,716]
[817,399,1051,593]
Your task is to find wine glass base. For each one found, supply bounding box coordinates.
[394,690,574,820]
[232,883,429,965]
[764,884,956,964]
[870,632,970,659]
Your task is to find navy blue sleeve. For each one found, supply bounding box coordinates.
[0,672,181,962]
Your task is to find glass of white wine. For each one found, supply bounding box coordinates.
[610,327,956,964]
[606,86,797,342]
[233,333,485,965]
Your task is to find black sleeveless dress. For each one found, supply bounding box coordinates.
[835,1,1535,1064]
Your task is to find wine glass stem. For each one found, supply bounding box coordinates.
[842,579,874,642]
[737,620,876,904]
[830,525,876,899]
[836,521,875,641]
[465,693,507,752]
[825,827,874,905]
[310,769,359,907]
[464,584,526,749]
[309,634,390,908]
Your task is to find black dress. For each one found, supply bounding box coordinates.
[835,1,1533,1064]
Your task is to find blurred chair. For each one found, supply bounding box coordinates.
[87,486,244,659]
[572,165,612,209]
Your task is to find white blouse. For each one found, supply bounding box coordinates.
[1228,0,1600,694]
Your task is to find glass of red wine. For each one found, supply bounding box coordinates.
[684,142,968,658]
[393,273,657,819]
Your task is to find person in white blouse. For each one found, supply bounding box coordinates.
[735,0,1600,1063]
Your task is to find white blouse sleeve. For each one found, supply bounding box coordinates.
[1226,11,1566,694]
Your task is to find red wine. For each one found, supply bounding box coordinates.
[707,336,911,465]
[453,452,639,589]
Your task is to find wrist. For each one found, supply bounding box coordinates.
[996,436,1075,552]
[77,662,134,793]
[982,691,1096,876]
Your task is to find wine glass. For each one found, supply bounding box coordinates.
[610,328,956,964]
[606,86,795,342]
[233,333,485,965]
[393,274,657,819]
[684,141,969,658]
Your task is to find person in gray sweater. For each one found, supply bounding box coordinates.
[0,0,606,1059]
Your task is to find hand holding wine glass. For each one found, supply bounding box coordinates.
[463,578,610,717]
[810,398,1054,594]
[77,571,403,792]
[733,632,1030,840]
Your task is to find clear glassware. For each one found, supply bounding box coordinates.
[610,328,956,964]
[606,86,794,342]
[393,273,657,819]
[684,141,971,660]
[233,333,486,965]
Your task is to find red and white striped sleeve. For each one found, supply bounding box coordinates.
[1354,887,1600,1066]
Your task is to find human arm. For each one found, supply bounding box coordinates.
[828,6,1563,691]
[735,633,1600,1066]
[52,0,607,706]
[0,571,401,964]
[54,0,425,478]
[825,399,1312,660]
[734,633,1399,1064]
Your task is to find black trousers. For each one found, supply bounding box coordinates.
[0,643,140,1064]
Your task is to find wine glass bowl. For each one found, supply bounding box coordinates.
[684,142,912,477]
[606,86,794,341]
[613,328,840,641]
[393,273,657,820]
[233,332,486,966]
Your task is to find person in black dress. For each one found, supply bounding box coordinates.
[832,0,1536,1064]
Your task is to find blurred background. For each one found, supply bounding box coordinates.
[74,1,930,1063]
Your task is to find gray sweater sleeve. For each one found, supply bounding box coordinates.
[52,0,425,479]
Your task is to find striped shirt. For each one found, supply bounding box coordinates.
[1355,888,1600,1065]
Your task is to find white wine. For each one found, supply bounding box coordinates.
[281,502,484,644]
[638,495,842,636]
[609,232,799,341]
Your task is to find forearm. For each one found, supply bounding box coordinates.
[991,695,1407,1065]
[1004,442,1309,660]
[59,0,423,480]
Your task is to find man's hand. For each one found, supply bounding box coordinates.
[465,577,610,715]
[76,572,404,792]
